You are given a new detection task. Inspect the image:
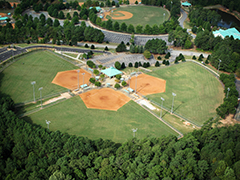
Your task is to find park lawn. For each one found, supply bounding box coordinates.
[108,6,170,27]
[27,97,179,143]
[146,62,224,126]
[64,52,78,58]
[0,50,78,104]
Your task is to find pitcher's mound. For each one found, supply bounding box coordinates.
[80,88,131,111]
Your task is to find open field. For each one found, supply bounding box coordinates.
[0,51,78,103]
[26,96,179,142]
[146,62,224,126]
[106,6,169,27]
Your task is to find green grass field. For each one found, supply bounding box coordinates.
[107,6,170,27]
[0,51,78,103]
[26,97,179,143]
[146,62,224,126]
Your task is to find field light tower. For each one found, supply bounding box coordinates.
[218,59,221,74]
[39,87,43,108]
[160,97,165,118]
[77,70,80,90]
[171,92,176,114]
[227,87,230,99]
[46,120,51,129]
[31,81,36,102]
[135,74,138,94]
[82,73,85,85]
[132,128,138,137]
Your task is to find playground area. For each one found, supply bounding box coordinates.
[51,69,91,90]
[128,73,166,95]
[79,88,131,111]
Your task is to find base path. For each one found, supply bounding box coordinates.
[129,73,166,95]
[52,69,92,90]
[80,88,131,111]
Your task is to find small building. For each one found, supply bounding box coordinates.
[101,67,122,78]
[0,17,9,23]
[181,1,191,7]
[213,28,240,40]
[89,6,102,12]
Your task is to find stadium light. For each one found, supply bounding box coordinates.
[132,128,138,137]
[39,87,43,109]
[77,70,80,90]
[171,92,176,114]
[135,74,138,94]
[160,97,165,118]
[227,87,230,99]
[82,73,85,85]
[31,81,36,103]
[218,59,221,74]
[45,120,51,129]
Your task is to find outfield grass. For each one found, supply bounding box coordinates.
[0,51,78,103]
[64,52,78,58]
[146,62,224,126]
[26,97,179,142]
[108,6,170,27]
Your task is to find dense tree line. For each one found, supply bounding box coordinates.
[216,73,239,118]
[144,38,168,54]
[188,7,221,28]
[141,0,181,19]
[0,13,104,44]
[0,0,11,9]
[1,92,240,179]
[188,0,240,12]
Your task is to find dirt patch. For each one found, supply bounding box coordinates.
[80,88,131,111]
[219,114,240,127]
[129,0,141,4]
[78,2,84,6]
[128,73,166,95]
[9,2,19,7]
[52,69,92,90]
[103,10,133,21]
[0,13,7,17]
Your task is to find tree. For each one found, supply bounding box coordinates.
[113,22,120,31]
[120,23,127,32]
[121,62,126,69]
[91,45,95,49]
[93,69,99,75]
[53,19,60,27]
[85,44,89,48]
[145,38,168,54]
[89,78,95,84]
[116,74,122,80]
[95,81,101,87]
[122,81,127,86]
[165,60,170,66]
[155,61,160,67]
[143,50,151,59]
[157,56,162,60]
[128,24,135,33]
[134,62,139,68]
[115,61,121,70]
[116,41,126,52]
[192,55,196,60]
[104,46,109,51]
[129,62,133,67]
[115,83,121,89]
[136,25,143,34]
[58,11,65,19]
[135,0,138,4]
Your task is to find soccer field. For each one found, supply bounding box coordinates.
[0,51,78,103]
[26,97,179,143]
[146,62,224,126]
[107,6,170,27]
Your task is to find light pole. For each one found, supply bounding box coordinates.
[39,87,43,108]
[171,1,173,12]
[46,120,51,129]
[132,128,138,137]
[227,87,230,99]
[160,97,165,118]
[77,70,80,89]
[218,59,221,74]
[171,92,176,114]
[163,13,165,22]
[31,81,36,103]
[82,73,85,85]
[135,74,138,93]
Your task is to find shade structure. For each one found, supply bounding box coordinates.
[181,1,191,6]
[101,67,123,77]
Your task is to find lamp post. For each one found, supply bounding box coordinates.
[39,87,43,108]
[163,13,165,22]
[171,92,176,114]
[31,81,36,103]
[77,70,80,89]
[135,74,138,94]
[132,128,138,137]
[82,73,85,85]
[218,59,221,74]
[160,97,165,118]
[227,87,230,99]
[45,120,51,129]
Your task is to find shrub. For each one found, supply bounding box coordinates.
[121,62,126,69]
[129,62,133,67]
[98,65,103,69]
[89,77,95,84]
[143,50,151,59]
[126,42,130,46]
[174,58,179,64]
[87,60,95,68]
[114,83,121,89]
[115,61,121,70]
[146,62,150,67]
[165,60,170,66]
[134,62,139,68]
[139,62,142,66]
[104,46,108,51]
[205,59,209,64]
[122,81,127,86]
[143,62,147,68]
[93,69,99,75]
[155,61,160,67]
[106,41,109,43]
[90,45,95,49]
[85,44,89,48]
[95,81,101,87]
[163,59,166,64]
[116,74,121,80]
[165,52,171,59]
[157,56,162,60]
[135,0,138,4]
[192,55,196,60]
